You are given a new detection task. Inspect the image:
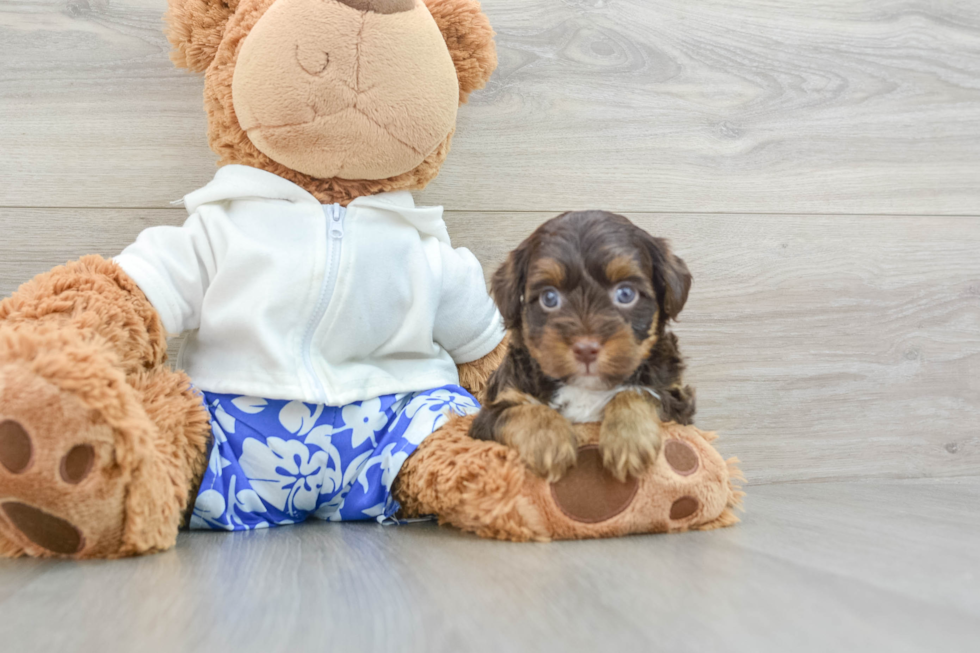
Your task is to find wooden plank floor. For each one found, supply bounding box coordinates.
[1,478,978,653]
[1,0,979,649]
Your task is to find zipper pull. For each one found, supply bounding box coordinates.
[327,203,344,239]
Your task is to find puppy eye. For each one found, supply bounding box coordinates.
[539,288,561,311]
[613,284,638,307]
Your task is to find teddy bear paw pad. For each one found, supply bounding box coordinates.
[669,496,700,520]
[0,363,128,558]
[0,418,93,555]
[60,444,95,484]
[0,419,32,474]
[664,439,699,476]
[550,445,639,523]
[1,501,84,555]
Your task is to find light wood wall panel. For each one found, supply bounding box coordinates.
[2,208,977,485]
[1,1,979,213]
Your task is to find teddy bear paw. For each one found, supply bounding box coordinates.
[0,362,128,558]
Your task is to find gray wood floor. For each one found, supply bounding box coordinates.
[1,479,978,653]
[1,0,979,650]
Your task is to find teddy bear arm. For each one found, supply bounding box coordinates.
[393,414,545,541]
[423,0,497,102]
[455,335,508,401]
[0,255,168,374]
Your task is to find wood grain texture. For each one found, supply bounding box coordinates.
[2,0,980,212]
[2,0,979,641]
[451,210,980,485]
[0,478,978,653]
[2,208,978,484]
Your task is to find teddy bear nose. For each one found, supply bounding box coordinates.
[335,0,415,13]
[572,338,602,364]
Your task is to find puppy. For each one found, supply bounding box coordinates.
[470,211,695,482]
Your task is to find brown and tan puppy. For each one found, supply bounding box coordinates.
[470,211,695,482]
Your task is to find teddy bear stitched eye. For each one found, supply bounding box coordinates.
[613,284,638,306]
[539,288,561,310]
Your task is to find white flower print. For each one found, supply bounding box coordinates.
[192,387,478,531]
[340,398,386,448]
[279,401,324,435]
[206,401,234,475]
[361,443,410,494]
[361,503,387,518]
[207,398,231,445]
[314,493,347,521]
[214,401,236,435]
[235,486,266,514]
[303,425,344,496]
[205,441,233,476]
[193,475,271,531]
[405,389,479,419]
[190,489,226,530]
[400,390,480,444]
[225,482,269,531]
[232,396,268,414]
[305,425,375,521]
[240,437,328,515]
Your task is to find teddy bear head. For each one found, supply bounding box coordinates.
[166,0,496,203]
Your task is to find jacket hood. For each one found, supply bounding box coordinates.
[182,165,450,245]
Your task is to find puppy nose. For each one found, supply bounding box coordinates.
[572,338,601,364]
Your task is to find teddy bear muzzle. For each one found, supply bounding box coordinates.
[231,0,459,181]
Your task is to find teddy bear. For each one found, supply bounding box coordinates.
[0,0,741,559]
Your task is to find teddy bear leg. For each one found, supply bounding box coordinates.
[393,415,550,542]
[394,416,744,543]
[0,256,210,558]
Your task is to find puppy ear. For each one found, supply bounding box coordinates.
[491,238,533,330]
[423,0,498,103]
[643,235,692,320]
[166,0,239,73]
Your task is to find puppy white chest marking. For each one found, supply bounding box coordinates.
[550,384,661,423]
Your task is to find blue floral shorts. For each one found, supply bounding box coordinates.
[189,385,480,531]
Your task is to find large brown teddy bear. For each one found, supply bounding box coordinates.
[0,0,741,559]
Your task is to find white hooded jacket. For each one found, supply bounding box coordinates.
[115,165,504,406]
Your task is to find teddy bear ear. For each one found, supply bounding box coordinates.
[165,0,240,73]
[423,0,498,103]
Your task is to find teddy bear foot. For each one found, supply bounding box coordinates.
[0,358,132,558]
[395,415,744,542]
[0,326,211,559]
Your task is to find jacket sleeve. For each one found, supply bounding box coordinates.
[113,212,217,336]
[433,243,506,364]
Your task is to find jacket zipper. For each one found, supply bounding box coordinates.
[302,203,345,401]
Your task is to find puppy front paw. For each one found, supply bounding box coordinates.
[500,405,578,482]
[600,391,663,482]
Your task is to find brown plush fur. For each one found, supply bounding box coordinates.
[424,0,498,103]
[0,258,211,558]
[166,0,240,73]
[0,256,168,375]
[455,334,508,401]
[167,0,496,204]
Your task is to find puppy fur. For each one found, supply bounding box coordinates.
[470,211,696,481]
